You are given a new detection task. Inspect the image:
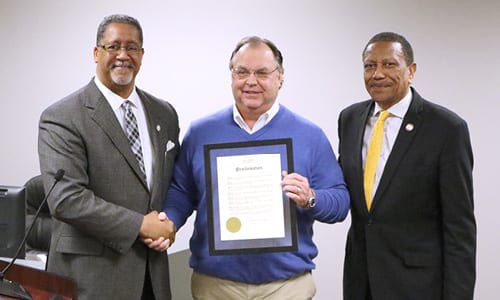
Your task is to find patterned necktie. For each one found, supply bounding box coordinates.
[122,100,146,180]
[364,110,390,211]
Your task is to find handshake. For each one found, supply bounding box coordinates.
[139,211,176,252]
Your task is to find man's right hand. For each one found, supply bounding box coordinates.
[140,210,176,244]
[141,211,176,252]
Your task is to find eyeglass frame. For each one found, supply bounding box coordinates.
[231,66,280,80]
[97,44,144,54]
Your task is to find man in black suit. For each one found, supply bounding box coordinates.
[338,32,476,300]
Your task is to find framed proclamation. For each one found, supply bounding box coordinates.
[204,138,297,255]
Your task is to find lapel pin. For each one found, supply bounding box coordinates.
[405,123,414,132]
[156,125,161,132]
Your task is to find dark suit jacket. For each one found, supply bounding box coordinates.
[38,79,179,300]
[338,88,476,300]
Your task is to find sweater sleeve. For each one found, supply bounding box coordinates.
[306,129,350,223]
[162,133,197,230]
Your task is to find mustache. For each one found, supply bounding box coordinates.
[112,62,133,68]
[369,82,391,88]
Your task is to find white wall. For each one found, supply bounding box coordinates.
[1,0,498,299]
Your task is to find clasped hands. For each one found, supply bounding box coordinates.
[140,211,175,252]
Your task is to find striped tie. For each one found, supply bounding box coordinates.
[364,110,390,210]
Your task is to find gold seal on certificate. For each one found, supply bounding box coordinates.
[226,217,242,233]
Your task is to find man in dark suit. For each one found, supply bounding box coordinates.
[38,14,179,300]
[338,32,476,300]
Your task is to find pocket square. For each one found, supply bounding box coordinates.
[166,140,175,152]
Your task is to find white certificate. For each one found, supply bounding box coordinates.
[217,153,285,241]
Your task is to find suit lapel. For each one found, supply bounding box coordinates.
[354,102,374,215]
[371,89,424,209]
[138,89,166,204]
[85,81,149,191]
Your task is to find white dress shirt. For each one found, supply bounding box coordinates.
[233,100,280,134]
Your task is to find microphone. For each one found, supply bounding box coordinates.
[0,169,65,300]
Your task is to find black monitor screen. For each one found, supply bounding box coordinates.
[0,185,25,259]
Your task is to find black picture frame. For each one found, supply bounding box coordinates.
[204,138,297,255]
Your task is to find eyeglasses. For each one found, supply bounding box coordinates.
[231,67,279,80]
[97,44,143,54]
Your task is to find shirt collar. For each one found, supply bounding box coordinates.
[372,88,412,119]
[232,100,280,129]
[94,76,140,110]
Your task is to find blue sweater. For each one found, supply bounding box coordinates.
[164,105,349,284]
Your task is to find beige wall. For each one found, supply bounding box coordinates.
[1,0,499,298]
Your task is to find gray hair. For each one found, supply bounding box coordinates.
[96,14,143,46]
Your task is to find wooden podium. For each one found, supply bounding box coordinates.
[0,260,77,300]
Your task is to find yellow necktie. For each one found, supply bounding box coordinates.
[364,110,390,210]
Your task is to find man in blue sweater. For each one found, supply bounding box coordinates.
[162,36,350,299]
